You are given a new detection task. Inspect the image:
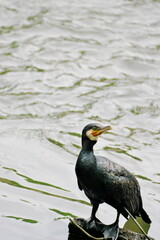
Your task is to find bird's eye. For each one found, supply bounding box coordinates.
[92,126,97,131]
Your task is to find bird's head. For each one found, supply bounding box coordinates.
[82,123,112,142]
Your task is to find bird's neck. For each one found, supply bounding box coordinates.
[82,137,97,152]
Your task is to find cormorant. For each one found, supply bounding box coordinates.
[75,123,151,239]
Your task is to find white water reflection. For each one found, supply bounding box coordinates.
[0,0,160,239]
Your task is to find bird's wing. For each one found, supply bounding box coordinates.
[96,156,141,215]
[117,174,141,215]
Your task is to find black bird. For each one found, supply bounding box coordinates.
[75,123,151,239]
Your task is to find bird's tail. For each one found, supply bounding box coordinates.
[140,208,151,224]
[124,207,151,240]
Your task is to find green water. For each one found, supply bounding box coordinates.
[0,0,160,239]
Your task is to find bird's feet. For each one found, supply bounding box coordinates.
[83,218,119,240]
[84,217,100,230]
[83,217,103,237]
[102,221,119,240]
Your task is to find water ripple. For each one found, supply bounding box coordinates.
[0,0,160,239]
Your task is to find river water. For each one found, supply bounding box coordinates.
[0,0,160,239]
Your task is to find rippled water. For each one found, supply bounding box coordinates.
[0,0,160,239]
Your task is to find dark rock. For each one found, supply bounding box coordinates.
[68,218,154,240]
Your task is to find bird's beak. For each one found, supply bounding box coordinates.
[92,126,112,136]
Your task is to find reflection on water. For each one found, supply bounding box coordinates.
[2,166,70,191]
[3,215,38,224]
[0,0,160,239]
[49,208,77,220]
[0,174,89,205]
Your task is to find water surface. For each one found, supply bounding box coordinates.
[0,0,160,239]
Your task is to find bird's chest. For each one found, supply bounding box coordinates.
[76,153,107,202]
[76,152,97,185]
[77,152,95,174]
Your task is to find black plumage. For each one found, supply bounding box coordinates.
[75,123,151,239]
